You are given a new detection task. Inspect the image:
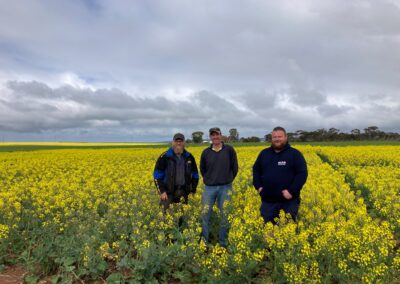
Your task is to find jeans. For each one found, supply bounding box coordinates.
[201,183,232,247]
[260,198,300,224]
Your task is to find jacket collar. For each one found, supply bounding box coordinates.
[166,147,190,158]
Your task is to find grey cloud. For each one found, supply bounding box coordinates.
[1,1,400,140]
[0,79,399,140]
[2,0,400,92]
[238,90,277,111]
[289,87,327,107]
[0,81,250,134]
[317,104,353,116]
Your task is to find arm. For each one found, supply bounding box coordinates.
[191,156,199,193]
[252,152,263,191]
[231,147,239,179]
[153,154,167,194]
[288,151,308,197]
[200,150,207,177]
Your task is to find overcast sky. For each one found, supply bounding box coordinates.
[0,0,399,141]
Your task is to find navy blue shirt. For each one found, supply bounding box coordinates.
[200,143,238,186]
[252,143,308,202]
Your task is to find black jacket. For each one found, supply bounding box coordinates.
[252,143,308,202]
[153,147,199,195]
[200,143,238,186]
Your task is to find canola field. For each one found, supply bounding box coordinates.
[0,145,399,283]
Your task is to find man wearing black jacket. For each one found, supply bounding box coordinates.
[200,127,238,247]
[153,133,199,211]
[253,127,307,224]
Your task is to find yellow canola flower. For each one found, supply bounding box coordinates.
[0,145,398,282]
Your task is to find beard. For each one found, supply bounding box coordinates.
[272,141,286,151]
[173,145,184,154]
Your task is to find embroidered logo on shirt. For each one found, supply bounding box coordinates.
[278,161,287,166]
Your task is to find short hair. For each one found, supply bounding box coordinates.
[272,126,287,134]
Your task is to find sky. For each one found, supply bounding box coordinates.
[0,0,399,142]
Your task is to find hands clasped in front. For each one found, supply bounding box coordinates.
[258,187,293,200]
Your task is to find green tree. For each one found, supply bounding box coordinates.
[228,128,239,142]
[192,131,204,143]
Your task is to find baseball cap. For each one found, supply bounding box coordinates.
[173,133,185,141]
[209,127,221,135]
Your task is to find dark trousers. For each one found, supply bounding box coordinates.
[160,188,188,211]
[160,188,188,228]
[260,198,300,224]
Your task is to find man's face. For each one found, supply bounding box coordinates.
[172,139,185,154]
[271,130,287,150]
[210,132,222,145]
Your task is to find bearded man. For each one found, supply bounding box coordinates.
[153,133,199,211]
[252,126,308,224]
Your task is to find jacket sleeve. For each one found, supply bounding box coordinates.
[252,152,263,190]
[230,147,239,179]
[190,156,199,193]
[153,154,167,194]
[288,151,308,197]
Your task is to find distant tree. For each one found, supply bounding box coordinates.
[287,132,297,142]
[295,130,308,142]
[328,128,340,140]
[228,128,239,142]
[221,135,229,143]
[315,128,328,141]
[351,129,361,140]
[250,136,261,142]
[364,126,380,139]
[264,133,272,142]
[240,136,261,142]
[254,126,398,142]
[192,131,204,143]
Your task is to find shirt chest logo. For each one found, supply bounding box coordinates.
[278,161,287,166]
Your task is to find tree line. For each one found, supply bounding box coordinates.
[187,126,400,143]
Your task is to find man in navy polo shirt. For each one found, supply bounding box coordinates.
[252,126,308,224]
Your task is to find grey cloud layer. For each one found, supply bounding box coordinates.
[1,80,398,140]
[1,1,400,90]
[0,1,400,140]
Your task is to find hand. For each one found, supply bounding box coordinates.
[258,187,263,193]
[160,192,168,201]
[282,189,292,200]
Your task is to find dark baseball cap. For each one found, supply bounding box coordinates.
[209,127,221,135]
[173,133,185,141]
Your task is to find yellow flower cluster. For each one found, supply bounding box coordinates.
[0,145,398,282]
[0,224,8,239]
[319,146,400,237]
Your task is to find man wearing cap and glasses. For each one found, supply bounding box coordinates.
[200,127,238,247]
[153,133,199,212]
